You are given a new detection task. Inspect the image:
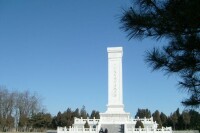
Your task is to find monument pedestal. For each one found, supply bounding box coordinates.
[106,104,125,113]
[100,112,130,124]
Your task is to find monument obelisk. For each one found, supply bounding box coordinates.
[107,47,124,113]
[100,47,130,124]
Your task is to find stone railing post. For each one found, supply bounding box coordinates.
[124,124,126,133]
[132,127,134,133]
[151,117,153,123]
[95,125,98,133]
[146,126,148,133]
[89,126,90,132]
[153,126,156,133]
[57,127,59,133]
[162,127,164,133]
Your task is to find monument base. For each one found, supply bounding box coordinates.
[105,104,126,114]
[100,111,130,124]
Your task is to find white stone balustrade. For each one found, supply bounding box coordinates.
[57,126,172,133]
[125,127,172,133]
[73,117,100,126]
[57,126,97,133]
[73,117,154,125]
[127,117,154,124]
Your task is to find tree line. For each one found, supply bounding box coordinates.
[135,108,200,131]
[0,86,101,132]
[50,107,200,131]
[0,87,199,132]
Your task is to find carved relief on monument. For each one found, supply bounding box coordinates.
[110,61,121,105]
[112,64,117,97]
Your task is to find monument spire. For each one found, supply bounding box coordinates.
[106,47,125,113]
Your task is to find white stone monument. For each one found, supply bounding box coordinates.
[107,47,125,113]
[57,46,172,133]
[100,47,130,124]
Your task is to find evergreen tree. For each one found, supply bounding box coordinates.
[160,112,167,127]
[135,120,144,128]
[94,111,100,119]
[56,112,62,127]
[170,112,178,130]
[152,110,162,128]
[121,0,200,108]
[31,112,52,131]
[73,108,80,118]
[177,114,184,130]
[62,108,73,128]
[51,116,58,129]
[84,121,90,128]
[135,108,151,118]
[182,110,191,129]
[80,106,88,119]
[166,116,173,128]
[175,108,184,130]
[189,110,200,130]
[90,110,100,119]
[90,110,96,119]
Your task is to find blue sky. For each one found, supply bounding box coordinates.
[0,0,187,116]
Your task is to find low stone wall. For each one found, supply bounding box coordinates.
[0,132,44,133]
[47,130,57,133]
[1,130,198,133]
[173,131,199,133]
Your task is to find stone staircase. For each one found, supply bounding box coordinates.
[100,124,124,133]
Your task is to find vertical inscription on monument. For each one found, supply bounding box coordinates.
[107,47,123,108]
[113,64,117,97]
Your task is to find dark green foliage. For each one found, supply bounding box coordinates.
[134,108,200,130]
[162,109,200,130]
[135,108,151,118]
[170,112,178,130]
[80,106,88,119]
[121,0,200,39]
[31,112,52,130]
[121,0,200,108]
[160,112,167,127]
[73,108,81,118]
[135,120,144,128]
[182,111,191,129]
[152,110,162,128]
[189,110,200,130]
[51,106,94,129]
[56,112,63,127]
[62,108,73,128]
[90,110,100,119]
[174,108,184,130]
[84,121,90,128]
[51,116,58,129]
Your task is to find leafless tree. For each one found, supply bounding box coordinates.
[15,90,42,131]
[0,86,44,131]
